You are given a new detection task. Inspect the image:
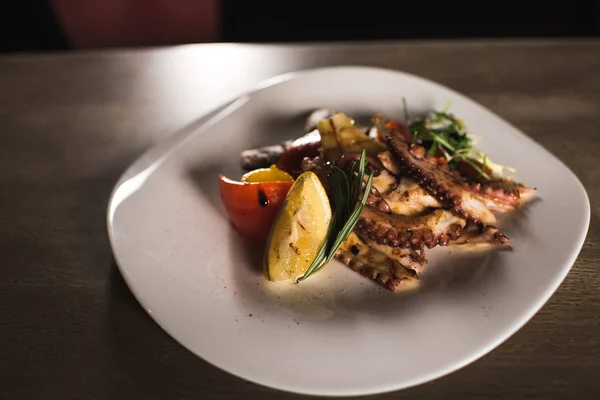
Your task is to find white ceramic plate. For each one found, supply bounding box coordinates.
[107,66,590,397]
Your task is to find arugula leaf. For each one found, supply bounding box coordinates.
[402,100,511,180]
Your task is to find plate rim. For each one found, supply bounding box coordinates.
[106,65,591,397]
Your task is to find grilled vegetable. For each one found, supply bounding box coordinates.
[316,113,386,162]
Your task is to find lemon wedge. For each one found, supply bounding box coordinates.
[241,165,294,183]
[264,171,332,281]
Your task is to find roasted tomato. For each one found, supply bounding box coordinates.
[385,120,412,144]
[218,174,293,245]
[456,161,493,181]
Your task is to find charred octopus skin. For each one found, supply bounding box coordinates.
[355,206,466,251]
[385,133,498,226]
[365,185,392,214]
[464,179,537,213]
[448,220,510,248]
[335,232,419,291]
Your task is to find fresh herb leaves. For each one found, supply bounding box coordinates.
[296,149,374,283]
[402,99,508,180]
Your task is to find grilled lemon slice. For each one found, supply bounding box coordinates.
[264,171,332,281]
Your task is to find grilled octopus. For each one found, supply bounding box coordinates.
[250,110,536,291]
[335,232,420,291]
[355,207,467,251]
[385,134,535,217]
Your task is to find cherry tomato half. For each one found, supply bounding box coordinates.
[456,161,493,181]
[218,175,293,245]
[386,120,412,144]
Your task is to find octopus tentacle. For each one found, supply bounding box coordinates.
[465,179,537,213]
[382,177,443,216]
[336,232,419,291]
[449,220,510,249]
[371,168,396,196]
[365,184,392,213]
[356,231,427,273]
[377,151,401,176]
[373,154,448,216]
[356,206,467,250]
[386,134,497,225]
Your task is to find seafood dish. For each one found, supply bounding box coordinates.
[218,103,536,291]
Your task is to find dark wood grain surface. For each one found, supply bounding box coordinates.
[1,39,599,400]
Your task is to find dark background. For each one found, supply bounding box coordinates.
[2,1,600,53]
[221,1,600,42]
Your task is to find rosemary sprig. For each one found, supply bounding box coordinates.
[296,149,374,283]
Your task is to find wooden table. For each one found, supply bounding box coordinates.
[1,39,599,399]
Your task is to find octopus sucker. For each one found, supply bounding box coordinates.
[356,206,467,250]
[465,179,537,213]
[371,169,397,196]
[336,232,419,291]
[356,231,426,273]
[365,184,392,213]
[448,221,511,249]
[386,134,497,225]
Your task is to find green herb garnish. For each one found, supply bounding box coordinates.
[296,149,374,282]
[401,100,515,180]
